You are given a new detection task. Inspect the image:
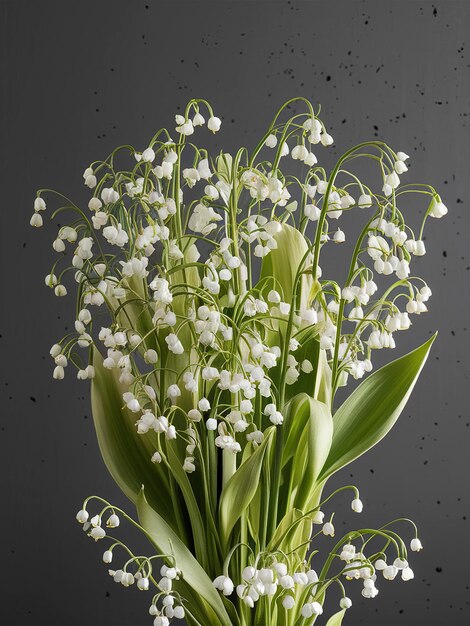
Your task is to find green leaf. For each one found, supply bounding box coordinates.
[281,393,312,467]
[219,428,274,547]
[259,222,313,310]
[325,609,346,626]
[319,334,436,481]
[90,347,175,526]
[137,490,236,626]
[294,396,333,511]
[166,442,209,569]
[281,394,333,511]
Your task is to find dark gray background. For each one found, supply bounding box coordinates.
[1,1,469,624]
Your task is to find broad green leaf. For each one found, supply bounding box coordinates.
[282,394,333,511]
[166,442,208,569]
[294,396,333,511]
[281,393,312,466]
[325,609,346,626]
[259,222,313,311]
[246,426,275,541]
[319,334,436,481]
[137,490,236,626]
[90,347,175,526]
[219,428,274,547]
[278,394,311,517]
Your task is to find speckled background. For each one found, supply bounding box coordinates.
[1,0,469,624]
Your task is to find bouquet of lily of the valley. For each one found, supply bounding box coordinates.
[31,97,447,626]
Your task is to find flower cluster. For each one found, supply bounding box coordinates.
[32,101,445,408]
[211,491,422,619]
[76,498,186,626]
[32,97,444,625]
[77,490,422,626]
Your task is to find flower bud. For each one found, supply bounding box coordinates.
[34,197,46,211]
[89,526,106,541]
[410,537,423,552]
[30,213,43,227]
[85,175,97,188]
[53,365,65,380]
[206,418,217,430]
[340,597,352,609]
[159,576,172,592]
[382,565,398,580]
[205,184,219,200]
[165,425,177,440]
[207,116,221,133]
[54,285,67,297]
[187,409,202,422]
[382,183,393,196]
[401,567,414,581]
[151,451,162,464]
[53,238,66,252]
[55,354,67,367]
[137,576,149,590]
[414,240,426,256]
[333,228,345,243]
[429,196,448,218]
[88,197,102,211]
[198,398,211,412]
[193,112,205,126]
[49,343,62,357]
[282,595,295,609]
[142,147,155,163]
[106,513,120,528]
[394,160,408,174]
[291,144,309,161]
[321,132,334,146]
[144,349,158,364]
[122,572,134,587]
[103,550,113,563]
[265,134,277,148]
[76,509,89,523]
[351,498,363,513]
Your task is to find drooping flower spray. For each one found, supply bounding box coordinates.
[31,98,445,626]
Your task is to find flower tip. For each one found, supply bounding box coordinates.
[351,498,363,513]
[30,213,43,227]
[76,509,89,524]
[208,116,222,133]
[410,537,423,552]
